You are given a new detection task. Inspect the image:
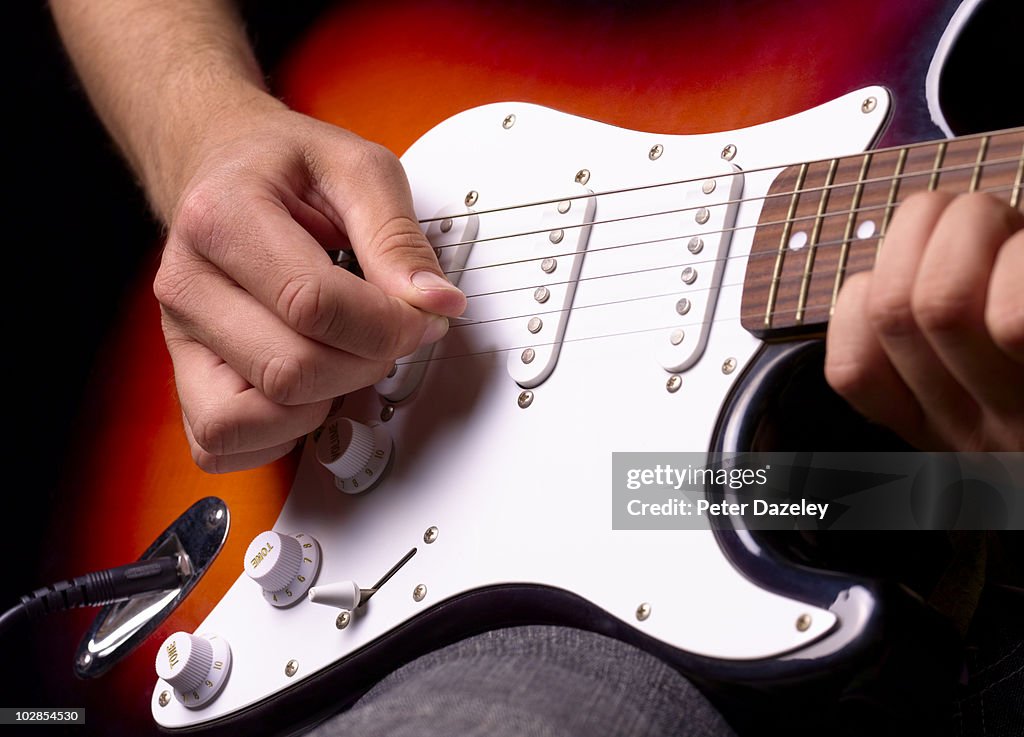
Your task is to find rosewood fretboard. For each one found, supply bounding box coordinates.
[740,128,1024,339]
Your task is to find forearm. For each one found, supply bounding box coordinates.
[50,0,283,221]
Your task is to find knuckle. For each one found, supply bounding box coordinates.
[277,274,339,339]
[355,141,402,177]
[986,304,1024,356]
[372,220,431,260]
[175,183,231,245]
[152,253,204,316]
[189,410,237,458]
[257,351,313,405]
[911,282,974,333]
[867,289,916,338]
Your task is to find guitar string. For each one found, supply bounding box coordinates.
[386,181,1021,368]
[427,150,1024,278]
[443,178,1022,305]
[415,127,1024,229]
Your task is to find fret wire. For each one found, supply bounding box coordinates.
[830,152,873,315]
[877,147,908,257]
[1012,143,1024,209]
[765,163,808,329]
[928,141,947,191]
[796,158,838,324]
[969,135,990,192]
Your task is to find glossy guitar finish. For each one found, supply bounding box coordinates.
[152,87,894,730]
[32,0,986,734]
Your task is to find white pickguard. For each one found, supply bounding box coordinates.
[153,87,891,729]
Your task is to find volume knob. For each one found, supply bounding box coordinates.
[244,531,321,607]
[154,631,231,708]
[315,418,394,494]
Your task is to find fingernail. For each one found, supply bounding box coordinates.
[411,270,458,292]
[419,315,449,346]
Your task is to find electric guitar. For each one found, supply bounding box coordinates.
[29,1,1021,735]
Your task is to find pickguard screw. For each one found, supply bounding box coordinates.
[336,611,351,629]
[521,348,536,364]
[861,97,877,114]
[636,602,652,621]
[695,207,711,225]
[676,298,691,315]
[721,144,737,161]
[687,237,704,254]
[158,691,171,707]
[413,584,427,602]
[722,358,737,375]
[575,169,591,185]
[527,317,543,334]
[534,286,550,303]
[666,375,682,393]
[649,144,664,160]
[380,405,395,422]
[670,329,685,346]
[702,179,717,194]
[285,660,299,677]
[502,114,516,129]
[465,190,479,207]
[424,526,439,544]
[541,257,557,273]
[518,390,535,408]
[440,218,453,233]
[796,614,812,632]
[557,200,572,214]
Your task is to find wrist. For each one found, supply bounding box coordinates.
[142,81,287,222]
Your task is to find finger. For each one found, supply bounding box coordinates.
[172,185,448,361]
[155,252,394,405]
[986,226,1024,364]
[912,193,1024,415]
[826,272,934,446]
[869,192,980,442]
[309,138,468,317]
[163,318,332,457]
[183,415,298,474]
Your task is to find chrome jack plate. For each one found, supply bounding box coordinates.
[74,496,229,678]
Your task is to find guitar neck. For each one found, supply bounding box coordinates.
[740,127,1024,339]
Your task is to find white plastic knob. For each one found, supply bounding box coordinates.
[243,531,321,607]
[154,632,231,708]
[315,418,394,494]
[244,531,301,593]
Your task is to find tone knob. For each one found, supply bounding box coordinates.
[244,531,321,607]
[154,631,231,708]
[315,417,394,494]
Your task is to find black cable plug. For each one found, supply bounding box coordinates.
[1,555,185,639]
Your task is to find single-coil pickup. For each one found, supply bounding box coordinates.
[655,165,744,372]
[507,185,596,388]
[375,206,478,402]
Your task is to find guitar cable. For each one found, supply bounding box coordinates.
[0,555,187,640]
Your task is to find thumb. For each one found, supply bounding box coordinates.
[327,142,467,319]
